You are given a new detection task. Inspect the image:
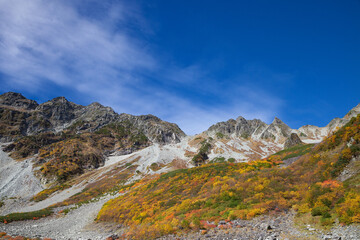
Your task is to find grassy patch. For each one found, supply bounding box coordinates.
[31,184,71,202]
[273,144,315,160]
[0,208,52,223]
[149,163,165,171]
[295,212,333,231]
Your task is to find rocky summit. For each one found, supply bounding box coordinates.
[0,92,185,144]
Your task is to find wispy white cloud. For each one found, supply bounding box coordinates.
[0,0,154,87]
[0,0,286,135]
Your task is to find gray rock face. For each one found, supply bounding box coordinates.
[0,92,185,144]
[207,115,291,143]
[207,119,236,136]
[207,117,268,139]
[284,133,304,149]
[34,97,83,131]
[206,103,360,147]
[0,92,38,110]
[118,114,186,144]
[235,117,268,138]
[71,102,119,133]
[344,103,360,120]
[260,117,292,141]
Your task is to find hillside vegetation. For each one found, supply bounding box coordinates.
[4,121,150,182]
[97,115,360,239]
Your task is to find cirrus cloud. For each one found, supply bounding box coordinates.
[0,0,286,135]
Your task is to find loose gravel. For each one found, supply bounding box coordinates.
[0,195,118,240]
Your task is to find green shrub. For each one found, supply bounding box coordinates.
[320,214,334,226]
[216,132,224,139]
[311,206,330,216]
[0,208,52,223]
[211,157,225,163]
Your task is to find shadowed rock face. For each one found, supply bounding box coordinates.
[260,117,292,141]
[118,114,185,144]
[0,92,185,144]
[0,92,38,110]
[284,133,304,149]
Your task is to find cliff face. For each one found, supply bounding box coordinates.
[284,133,304,149]
[206,103,360,146]
[0,92,185,144]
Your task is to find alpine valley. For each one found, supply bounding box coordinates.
[0,92,360,239]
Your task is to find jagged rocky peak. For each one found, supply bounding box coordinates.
[118,113,186,144]
[68,102,119,132]
[260,117,291,141]
[207,116,268,139]
[207,118,236,135]
[87,102,114,111]
[0,92,39,110]
[0,92,186,145]
[296,104,360,142]
[235,117,267,138]
[35,96,82,126]
[284,133,304,149]
[273,117,284,125]
[79,101,118,120]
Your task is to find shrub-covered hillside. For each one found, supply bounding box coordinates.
[4,121,150,182]
[97,115,360,239]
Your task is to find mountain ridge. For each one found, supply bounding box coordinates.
[0,92,185,144]
[2,91,359,168]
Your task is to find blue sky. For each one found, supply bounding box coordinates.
[0,0,359,135]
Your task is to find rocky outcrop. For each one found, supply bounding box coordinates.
[344,103,360,120]
[34,97,82,130]
[284,133,304,149]
[297,104,360,142]
[207,119,236,136]
[69,102,119,133]
[207,117,268,139]
[118,114,186,144]
[206,103,360,147]
[260,117,291,142]
[0,92,38,110]
[206,116,291,143]
[0,92,185,144]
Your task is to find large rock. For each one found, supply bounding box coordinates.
[284,133,304,149]
[260,117,292,142]
[0,92,38,110]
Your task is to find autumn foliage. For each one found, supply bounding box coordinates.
[97,115,360,239]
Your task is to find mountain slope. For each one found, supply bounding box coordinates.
[0,93,359,239]
[0,92,187,203]
[193,103,360,162]
[97,114,360,239]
